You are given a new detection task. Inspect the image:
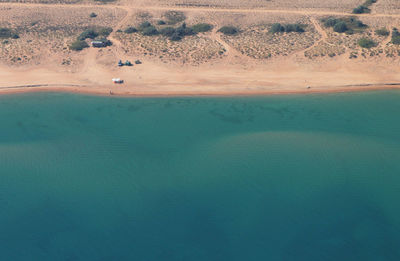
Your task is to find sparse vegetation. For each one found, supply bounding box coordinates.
[69,40,89,51]
[333,21,348,33]
[353,5,370,14]
[78,29,98,40]
[136,22,159,36]
[163,11,186,25]
[166,23,195,40]
[74,27,113,49]
[98,27,113,37]
[324,18,338,27]
[391,28,400,45]
[322,17,367,34]
[124,27,137,34]
[218,26,239,35]
[170,33,182,41]
[139,21,152,31]
[375,28,389,36]
[77,27,113,40]
[224,23,320,60]
[1,0,399,67]
[160,27,176,37]
[175,23,194,36]
[135,22,200,41]
[0,6,126,65]
[352,0,377,14]
[285,24,305,33]
[0,28,18,39]
[142,25,159,36]
[358,38,377,48]
[270,23,305,33]
[191,23,213,33]
[270,23,284,33]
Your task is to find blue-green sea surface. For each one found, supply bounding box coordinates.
[1,91,400,261]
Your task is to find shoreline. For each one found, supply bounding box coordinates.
[1,82,399,97]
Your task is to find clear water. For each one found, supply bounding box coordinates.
[1,91,400,261]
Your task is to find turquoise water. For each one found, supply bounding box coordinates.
[1,91,400,260]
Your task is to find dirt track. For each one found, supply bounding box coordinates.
[3,2,400,18]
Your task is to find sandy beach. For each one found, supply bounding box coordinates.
[1,55,400,96]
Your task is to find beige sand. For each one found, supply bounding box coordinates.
[1,55,399,96]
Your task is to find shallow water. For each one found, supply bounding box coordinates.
[1,91,400,260]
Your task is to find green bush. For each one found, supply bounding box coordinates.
[322,17,366,34]
[375,28,389,36]
[354,20,367,28]
[69,40,89,51]
[324,18,338,27]
[159,24,198,41]
[270,23,304,34]
[353,5,370,14]
[218,26,239,35]
[364,0,377,5]
[391,28,400,44]
[284,24,305,33]
[352,0,377,14]
[163,11,186,25]
[98,27,113,36]
[333,21,348,33]
[142,26,158,36]
[191,23,213,33]
[270,23,284,33]
[139,21,152,30]
[358,38,377,48]
[0,28,19,39]
[0,28,13,38]
[78,29,98,40]
[124,27,137,34]
[175,23,194,36]
[160,27,176,37]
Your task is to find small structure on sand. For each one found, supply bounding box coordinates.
[112,78,124,84]
[91,40,107,48]
[118,60,133,67]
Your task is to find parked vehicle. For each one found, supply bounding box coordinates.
[112,78,124,84]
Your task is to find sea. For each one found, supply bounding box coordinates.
[0,91,400,260]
